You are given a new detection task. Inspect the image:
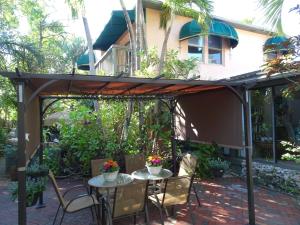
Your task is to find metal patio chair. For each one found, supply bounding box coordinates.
[48,171,99,225]
[178,153,201,206]
[104,180,149,225]
[91,158,109,177]
[125,153,146,174]
[148,176,193,225]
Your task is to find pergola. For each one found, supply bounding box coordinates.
[0,70,256,225]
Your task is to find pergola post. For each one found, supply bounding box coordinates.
[37,97,45,208]
[17,81,27,225]
[243,89,255,225]
[170,99,177,174]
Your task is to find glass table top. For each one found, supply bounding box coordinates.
[131,168,173,181]
[88,173,133,188]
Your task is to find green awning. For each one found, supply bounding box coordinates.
[179,19,239,48]
[264,36,288,50]
[93,10,135,51]
[77,53,95,71]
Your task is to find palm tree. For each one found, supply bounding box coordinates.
[157,0,213,75]
[258,0,285,34]
[65,0,95,75]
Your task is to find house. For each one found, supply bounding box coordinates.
[90,0,273,80]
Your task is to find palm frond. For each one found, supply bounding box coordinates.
[258,0,285,34]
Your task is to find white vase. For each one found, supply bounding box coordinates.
[147,165,162,175]
[103,170,119,182]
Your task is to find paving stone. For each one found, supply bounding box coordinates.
[0,177,300,225]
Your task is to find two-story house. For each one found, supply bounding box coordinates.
[90,0,272,80]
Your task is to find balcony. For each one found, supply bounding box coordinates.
[95,45,131,76]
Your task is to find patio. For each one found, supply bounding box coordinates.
[1,176,299,225]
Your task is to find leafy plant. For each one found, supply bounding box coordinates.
[26,162,49,177]
[281,141,300,163]
[208,158,230,171]
[0,127,8,154]
[44,145,62,176]
[59,106,104,175]
[8,177,47,206]
[188,142,218,178]
[4,144,17,158]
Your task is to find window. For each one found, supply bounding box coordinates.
[188,36,204,61]
[208,35,222,64]
[264,49,289,61]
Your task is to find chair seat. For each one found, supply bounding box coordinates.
[149,193,188,207]
[66,194,99,213]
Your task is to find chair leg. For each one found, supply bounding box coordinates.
[53,204,61,225]
[193,184,201,207]
[58,211,65,225]
[133,214,137,225]
[158,206,165,225]
[90,207,95,221]
[187,201,195,225]
[145,203,150,225]
[164,207,169,217]
[171,206,176,217]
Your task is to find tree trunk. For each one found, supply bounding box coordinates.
[136,0,142,70]
[120,0,137,75]
[157,13,174,76]
[82,16,95,75]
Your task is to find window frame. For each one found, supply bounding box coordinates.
[187,36,205,62]
[207,35,223,65]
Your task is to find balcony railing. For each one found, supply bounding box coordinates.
[95,45,131,76]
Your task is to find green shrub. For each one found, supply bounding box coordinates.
[0,128,8,154]
[59,106,104,175]
[189,142,218,178]
[8,177,47,206]
[44,146,61,176]
[208,158,230,171]
[4,144,17,158]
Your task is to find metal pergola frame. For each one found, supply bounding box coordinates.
[0,70,256,225]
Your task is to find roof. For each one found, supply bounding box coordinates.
[179,19,239,48]
[93,1,271,52]
[143,0,272,35]
[93,10,135,51]
[1,72,238,98]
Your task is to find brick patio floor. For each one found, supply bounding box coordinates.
[0,176,299,225]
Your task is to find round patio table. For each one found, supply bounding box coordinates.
[88,173,133,224]
[131,168,173,181]
[132,168,173,195]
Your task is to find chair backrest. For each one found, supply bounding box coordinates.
[124,153,145,174]
[162,176,192,207]
[178,153,197,176]
[112,180,148,218]
[91,158,108,177]
[48,170,67,208]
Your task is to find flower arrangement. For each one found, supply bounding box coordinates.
[146,155,162,167]
[102,159,119,173]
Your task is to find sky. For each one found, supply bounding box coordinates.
[22,0,300,41]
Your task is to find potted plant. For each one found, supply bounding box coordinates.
[146,155,163,175]
[101,159,119,182]
[4,144,17,180]
[26,162,49,178]
[8,177,47,207]
[208,158,230,178]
